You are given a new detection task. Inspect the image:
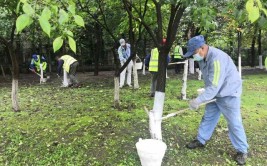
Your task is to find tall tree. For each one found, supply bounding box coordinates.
[0,1,22,111]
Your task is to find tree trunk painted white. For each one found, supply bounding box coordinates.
[181,60,188,100]
[238,56,242,78]
[259,55,263,69]
[1,65,5,77]
[114,77,120,108]
[40,64,44,83]
[12,78,20,111]
[133,57,140,89]
[189,59,194,74]
[149,91,165,140]
[62,70,69,87]
[166,69,169,78]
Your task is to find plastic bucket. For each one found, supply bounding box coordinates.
[136,62,143,70]
[136,139,167,166]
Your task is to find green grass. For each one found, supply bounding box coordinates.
[0,71,267,165]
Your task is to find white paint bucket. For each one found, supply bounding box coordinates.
[136,138,167,166]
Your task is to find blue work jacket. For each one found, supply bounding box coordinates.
[196,46,242,103]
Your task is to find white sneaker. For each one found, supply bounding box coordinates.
[127,84,132,87]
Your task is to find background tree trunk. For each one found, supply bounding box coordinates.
[250,27,257,67]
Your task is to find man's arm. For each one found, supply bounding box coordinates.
[196,58,226,103]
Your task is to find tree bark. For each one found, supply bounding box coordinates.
[114,77,120,108]
[250,27,257,67]
[132,57,140,89]
[181,60,188,100]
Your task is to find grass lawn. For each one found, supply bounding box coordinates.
[0,69,267,165]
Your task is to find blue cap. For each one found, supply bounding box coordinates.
[32,54,38,60]
[183,35,205,58]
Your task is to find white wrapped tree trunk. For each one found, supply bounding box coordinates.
[133,57,140,89]
[39,64,44,83]
[181,60,188,100]
[166,69,169,78]
[149,91,165,140]
[114,77,120,108]
[62,70,69,87]
[189,59,194,74]
[12,78,20,111]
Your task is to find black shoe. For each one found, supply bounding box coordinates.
[235,152,247,165]
[150,93,155,97]
[186,139,204,149]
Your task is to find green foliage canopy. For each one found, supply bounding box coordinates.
[15,0,85,53]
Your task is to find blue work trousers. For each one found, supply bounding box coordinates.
[197,96,249,153]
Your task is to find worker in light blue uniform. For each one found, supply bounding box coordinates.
[183,35,249,165]
[118,38,133,88]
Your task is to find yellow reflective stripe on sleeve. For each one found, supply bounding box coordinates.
[212,60,220,86]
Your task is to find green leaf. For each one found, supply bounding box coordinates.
[16,14,32,32]
[20,0,27,3]
[74,15,84,27]
[245,0,254,12]
[58,9,69,25]
[68,4,75,15]
[248,7,260,23]
[53,37,63,52]
[66,30,73,37]
[262,8,267,17]
[23,3,34,16]
[16,2,21,14]
[41,7,51,20]
[39,16,51,37]
[51,5,58,14]
[255,0,262,9]
[68,36,76,53]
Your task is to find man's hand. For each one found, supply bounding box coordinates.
[189,99,200,110]
[57,74,61,78]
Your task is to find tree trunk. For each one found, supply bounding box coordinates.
[149,49,168,140]
[0,36,20,112]
[10,46,20,112]
[181,60,188,100]
[114,77,120,108]
[1,65,5,77]
[12,78,19,111]
[250,28,257,67]
[132,57,140,89]
[94,22,103,76]
[258,29,262,69]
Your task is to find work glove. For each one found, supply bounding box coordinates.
[189,99,200,110]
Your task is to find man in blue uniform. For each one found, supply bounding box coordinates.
[183,35,249,165]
